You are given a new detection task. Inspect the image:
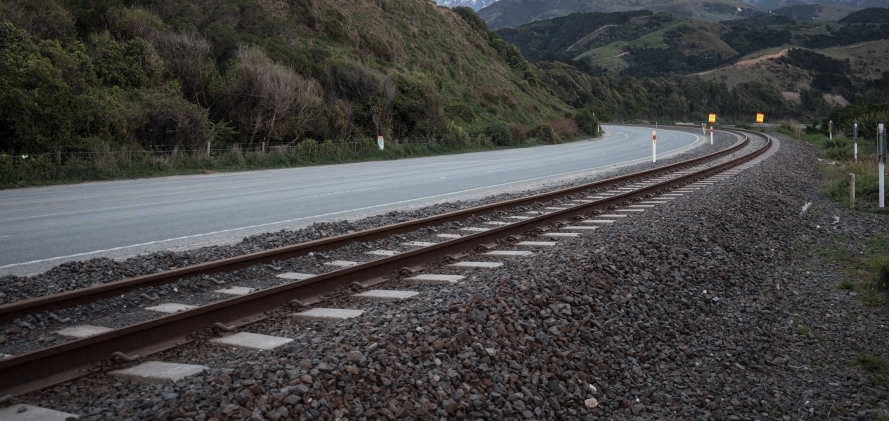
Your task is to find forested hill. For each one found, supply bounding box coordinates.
[0,0,570,156]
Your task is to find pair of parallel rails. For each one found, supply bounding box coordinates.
[0,128,771,396]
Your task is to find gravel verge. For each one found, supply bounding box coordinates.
[4,133,888,420]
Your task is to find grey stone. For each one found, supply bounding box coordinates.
[55,325,113,338]
[210,332,293,350]
[144,303,197,313]
[0,405,79,421]
[110,361,208,384]
[353,290,419,300]
[293,308,364,320]
[406,274,465,284]
[276,272,316,280]
[215,286,254,296]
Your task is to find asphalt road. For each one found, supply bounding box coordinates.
[0,125,702,276]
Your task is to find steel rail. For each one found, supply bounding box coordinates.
[0,129,772,396]
[0,127,747,324]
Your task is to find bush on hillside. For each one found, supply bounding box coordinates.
[509,124,527,143]
[531,124,559,144]
[484,122,512,146]
[550,118,579,139]
[574,108,600,135]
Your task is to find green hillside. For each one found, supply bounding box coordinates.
[772,4,859,21]
[0,0,572,161]
[498,7,889,127]
[498,9,889,83]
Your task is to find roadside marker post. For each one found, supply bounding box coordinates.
[652,130,657,163]
[854,123,858,162]
[710,126,713,145]
[850,173,856,210]
[829,120,833,140]
[880,123,886,208]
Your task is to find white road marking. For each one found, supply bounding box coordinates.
[0,187,378,223]
[1,127,708,271]
[0,144,696,271]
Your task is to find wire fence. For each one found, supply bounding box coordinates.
[1,137,445,167]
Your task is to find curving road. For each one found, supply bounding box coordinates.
[0,125,702,276]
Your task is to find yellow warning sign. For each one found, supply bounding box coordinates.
[756,113,764,123]
[708,113,716,124]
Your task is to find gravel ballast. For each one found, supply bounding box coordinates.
[6,132,889,420]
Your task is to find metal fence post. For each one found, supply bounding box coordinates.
[853,123,858,162]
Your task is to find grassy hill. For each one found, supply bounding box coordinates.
[496,7,889,126]
[499,9,889,84]
[0,0,573,163]
[478,0,767,30]
[741,0,889,10]
[772,4,859,21]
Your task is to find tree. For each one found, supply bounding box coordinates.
[150,31,215,104]
[215,45,323,147]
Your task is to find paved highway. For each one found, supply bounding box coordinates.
[0,125,702,276]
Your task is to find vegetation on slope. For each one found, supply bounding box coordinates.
[535,62,790,122]
[0,0,587,187]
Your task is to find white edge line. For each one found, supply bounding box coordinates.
[1,128,705,270]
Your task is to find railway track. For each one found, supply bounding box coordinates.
[0,127,771,397]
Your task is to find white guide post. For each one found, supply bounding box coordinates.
[710,126,713,145]
[880,123,886,208]
[829,120,833,140]
[652,130,657,163]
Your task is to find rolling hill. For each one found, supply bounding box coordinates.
[499,9,889,81]
[739,0,888,10]
[771,4,859,21]
[478,0,768,30]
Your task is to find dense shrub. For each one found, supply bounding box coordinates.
[531,124,559,144]
[509,124,527,143]
[295,138,319,160]
[574,108,599,135]
[484,122,512,146]
[550,118,579,139]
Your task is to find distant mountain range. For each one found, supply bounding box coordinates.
[738,0,888,10]
[433,0,499,11]
[477,0,767,29]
